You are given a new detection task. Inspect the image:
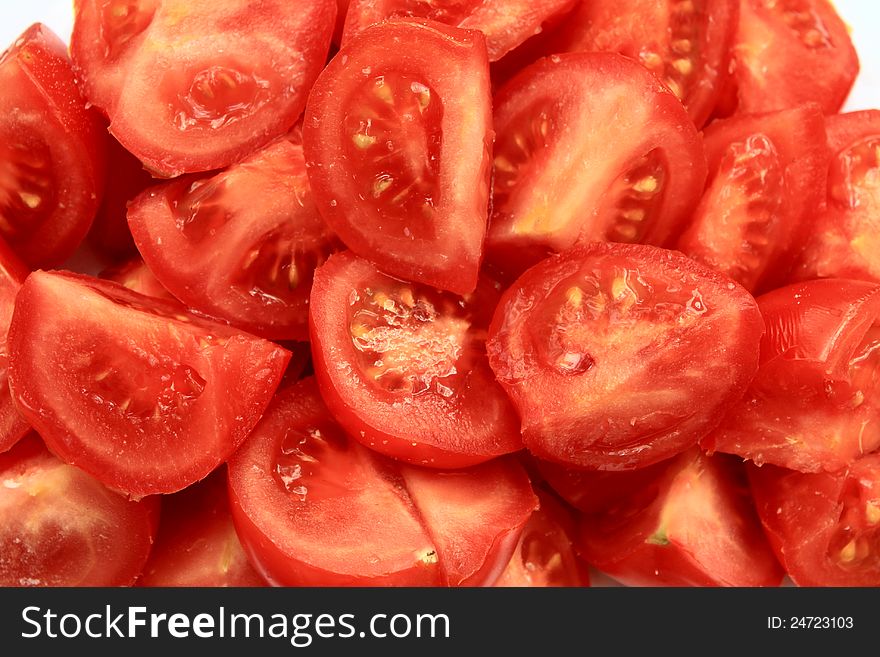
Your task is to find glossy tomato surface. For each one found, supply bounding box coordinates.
[0,239,29,453]
[304,20,492,295]
[310,251,521,468]
[8,271,289,497]
[487,243,763,470]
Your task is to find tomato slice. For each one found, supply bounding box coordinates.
[129,137,341,341]
[0,24,106,268]
[487,243,763,470]
[749,456,880,586]
[725,0,858,115]
[0,434,159,586]
[495,490,589,587]
[677,104,828,292]
[342,0,575,61]
[703,279,880,473]
[793,111,880,283]
[310,251,521,468]
[578,449,783,587]
[228,378,536,586]
[139,469,265,587]
[303,20,492,295]
[71,0,336,176]
[101,257,176,302]
[7,271,290,497]
[486,53,706,279]
[0,239,29,454]
[557,0,738,127]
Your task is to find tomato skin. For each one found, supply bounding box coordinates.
[749,456,880,587]
[677,104,828,292]
[487,243,763,471]
[7,271,290,498]
[487,53,706,280]
[726,0,858,116]
[0,239,30,454]
[310,251,522,469]
[578,449,783,587]
[703,279,880,473]
[0,434,159,587]
[303,20,492,295]
[0,23,107,268]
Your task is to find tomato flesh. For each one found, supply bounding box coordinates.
[101,257,176,302]
[0,239,29,454]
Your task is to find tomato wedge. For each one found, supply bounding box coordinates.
[139,469,266,587]
[0,23,106,268]
[487,53,706,279]
[703,279,880,473]
[0,435,159,587]
[749,456,880,587]
[342,0,574,61]
[303,20,492,295]
[557,0,738,127]
[725,0,858,115]
[487,243,763,470]
[129,137,341,341]
[310,251,521,468]
[677,104,828,292]
[0,239,29,454]
[793,111,880,283]
[71,0,336,176]
[228,378,536,586]
[8,271,289,497]
[578,449,783,587]
[101,257,176,302]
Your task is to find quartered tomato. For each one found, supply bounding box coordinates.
[139,469,266,587]
[725,0,858,115]
[0,23,106,268]
[704,279,880,473]
[303,20,492,295]
[487,53,706,279]
[678,104,828,292]
[0,435,159,587]
[101,257,176,301]
[0,239,29,453]
[578,449,783,587]
[71,0,336,176]
[310,251,521,468]
[228,378,536,586]
[487,243,763,470]
[495,490,589,587]
[793,111,880,283]
[129,136,341,341]
[342,0,575,61]
[7,271,289,498]
[557,0,738,127]
[749,456,880,587]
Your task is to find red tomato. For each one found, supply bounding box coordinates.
[678,104,828,292]
[486,53,706,279]
[303,20,492,295]
[139,469,266,587]
[101,257,176,302]
[71,0,336,176]
[7,271,289,498]
[487,243,764,471]
[0,24,106,268]
[793,111,880,283]
[725,0,858,115]
[578,449,784,587]
[310,251,521,468]
[228,378,536,586]
[557,0,738,127]
[333,0,351,42]
[495,491,589,587]
[342,0,575,61]
[749,456,880,586]
[0,239,29,454]
[129,137,341,341]
[703,279,880,473]
[0,434,159,586]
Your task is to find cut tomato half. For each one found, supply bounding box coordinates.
[303,20,492,295]
[8,271,289,497]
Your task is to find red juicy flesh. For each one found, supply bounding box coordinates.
[101,257,177,301]
[0,238,29,453]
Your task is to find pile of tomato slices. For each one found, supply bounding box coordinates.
[0,0,878,588]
